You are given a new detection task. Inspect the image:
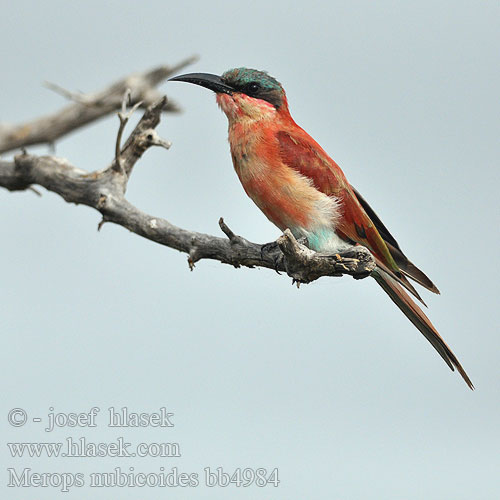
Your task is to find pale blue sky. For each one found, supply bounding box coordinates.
[2,1,499,499]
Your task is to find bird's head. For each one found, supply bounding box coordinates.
[170,67,289,122]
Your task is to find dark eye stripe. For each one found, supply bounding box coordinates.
[223,73,284,109]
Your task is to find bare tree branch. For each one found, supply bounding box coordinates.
[0,56,198,155]
[0,75,375,284]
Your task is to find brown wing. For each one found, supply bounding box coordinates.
[277,131,397,267]
[277,129,425,302]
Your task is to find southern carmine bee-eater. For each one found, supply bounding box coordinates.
[170,68,473,389]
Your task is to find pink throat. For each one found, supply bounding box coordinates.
[216,93,276,121]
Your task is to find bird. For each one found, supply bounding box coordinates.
[170,68,473,389]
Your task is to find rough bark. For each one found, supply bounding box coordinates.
[0,57,197,154]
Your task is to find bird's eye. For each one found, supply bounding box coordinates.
[248,82,260,93]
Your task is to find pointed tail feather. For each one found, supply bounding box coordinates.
[372,268,473,389]
[385,242,441,295]
[374,256,427,307]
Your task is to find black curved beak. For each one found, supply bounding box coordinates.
[169,72,234,94]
